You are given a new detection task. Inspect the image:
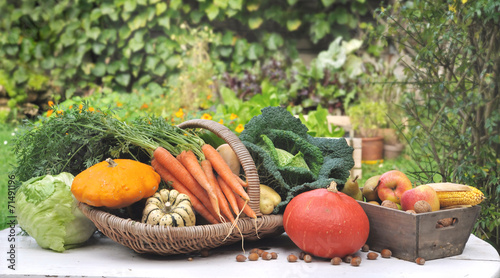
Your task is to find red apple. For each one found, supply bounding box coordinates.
[401,185,440,212]
[377,170,412,204]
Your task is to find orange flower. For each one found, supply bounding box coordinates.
[46,109,54,117]
[88,107,95,112]
[69,105,73,109]
[48,101,54,107]
[79,104,83,113]
[116,102,123,107]
[230,113,238,120]
[235,124,244,133]
[140,103,149,109]
[206,94,212,100]
[175,108,184,118]
[201,113,212,120]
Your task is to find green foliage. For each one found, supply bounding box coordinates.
[0,0,377,112]
[347,101,389,137]
[377,0,500,251]
[239,106,354,213]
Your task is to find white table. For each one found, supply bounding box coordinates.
[1,227,499,278]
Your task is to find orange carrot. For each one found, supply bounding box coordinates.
[152,147,220,221]
[202,144,250,201]
[217,176,241,216]
[177,150,221,218]
[151,158,219,224]
[201,160,235,223]
[235,193,257,219]
[234,174,248,187]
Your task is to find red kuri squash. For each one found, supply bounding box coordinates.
[283,181,370,258]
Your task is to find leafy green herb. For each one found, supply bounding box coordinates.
[13,102,205,183]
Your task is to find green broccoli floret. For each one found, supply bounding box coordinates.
[239,106,354,214]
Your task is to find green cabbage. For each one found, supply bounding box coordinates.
[15,172,96,252]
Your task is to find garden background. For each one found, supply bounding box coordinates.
[0,0,498,253]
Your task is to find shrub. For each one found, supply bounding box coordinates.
[377,0,500,251]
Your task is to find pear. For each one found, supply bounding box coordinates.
[341,175,363,201]
[362,175,382,202]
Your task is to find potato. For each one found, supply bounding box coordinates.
[260,184,281,206]
[260,198,275,215]
[216,143,241,175]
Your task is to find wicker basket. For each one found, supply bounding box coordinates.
[78,119,284,256]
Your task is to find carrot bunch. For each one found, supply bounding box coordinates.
[151,144,257,225]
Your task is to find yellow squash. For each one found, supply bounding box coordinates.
[71,158,160,209]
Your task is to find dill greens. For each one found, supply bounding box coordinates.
[12,102,205,183]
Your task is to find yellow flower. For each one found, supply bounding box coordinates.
[218,119,224,125]
[46,109,54,117]
[88,107,95,112]
[230,113,238,120]
[449,4,457,13]
[201,113,212,120]
[79,104,83,113]
[175,108,184,118]
[235,124,244,133]
[48,101,54,107]
[56,110,63,115]
[116,102,123,107]
[462,0,467,3]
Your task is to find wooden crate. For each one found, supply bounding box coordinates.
[357,201,481,262]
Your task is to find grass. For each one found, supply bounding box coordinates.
[0,124,17,230]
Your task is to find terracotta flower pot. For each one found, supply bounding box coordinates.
[361,136,384,162]
[384,143,405,159]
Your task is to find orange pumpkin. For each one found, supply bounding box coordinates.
[71,158,161,209]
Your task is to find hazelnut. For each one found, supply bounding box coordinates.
[361,244,370,252]
[248,252,259,261]
[303,254,312,263]
[236,254,247,262]
[343,255,353,263]
[414,200,432,213]
[406,209,417,214]
[381,249,392,258]
[331,257,342,265]
[261,252,272,260]
[270,252,278,259]
[415,257,426,265]
[367,252,378,260]
[350,256,362,266]
[299,251,307,260]
[287,254,298,262]
[250,248,260,254]
[381,200,399,210]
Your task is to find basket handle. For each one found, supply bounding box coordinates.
[178,119,261,216]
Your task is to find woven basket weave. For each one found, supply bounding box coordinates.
[78,119,284,256]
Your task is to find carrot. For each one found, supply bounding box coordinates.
[152,147,220,221]
[235,193,257,219]
[202,144,250,201]
[217,176,241,216]
[151,158,219,224]
[234,174,248,187]
[201,160,235,223]
[177,149,221,218]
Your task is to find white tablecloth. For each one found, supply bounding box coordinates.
[1,227,499,278]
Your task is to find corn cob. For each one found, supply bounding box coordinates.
[427,183,485,208]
